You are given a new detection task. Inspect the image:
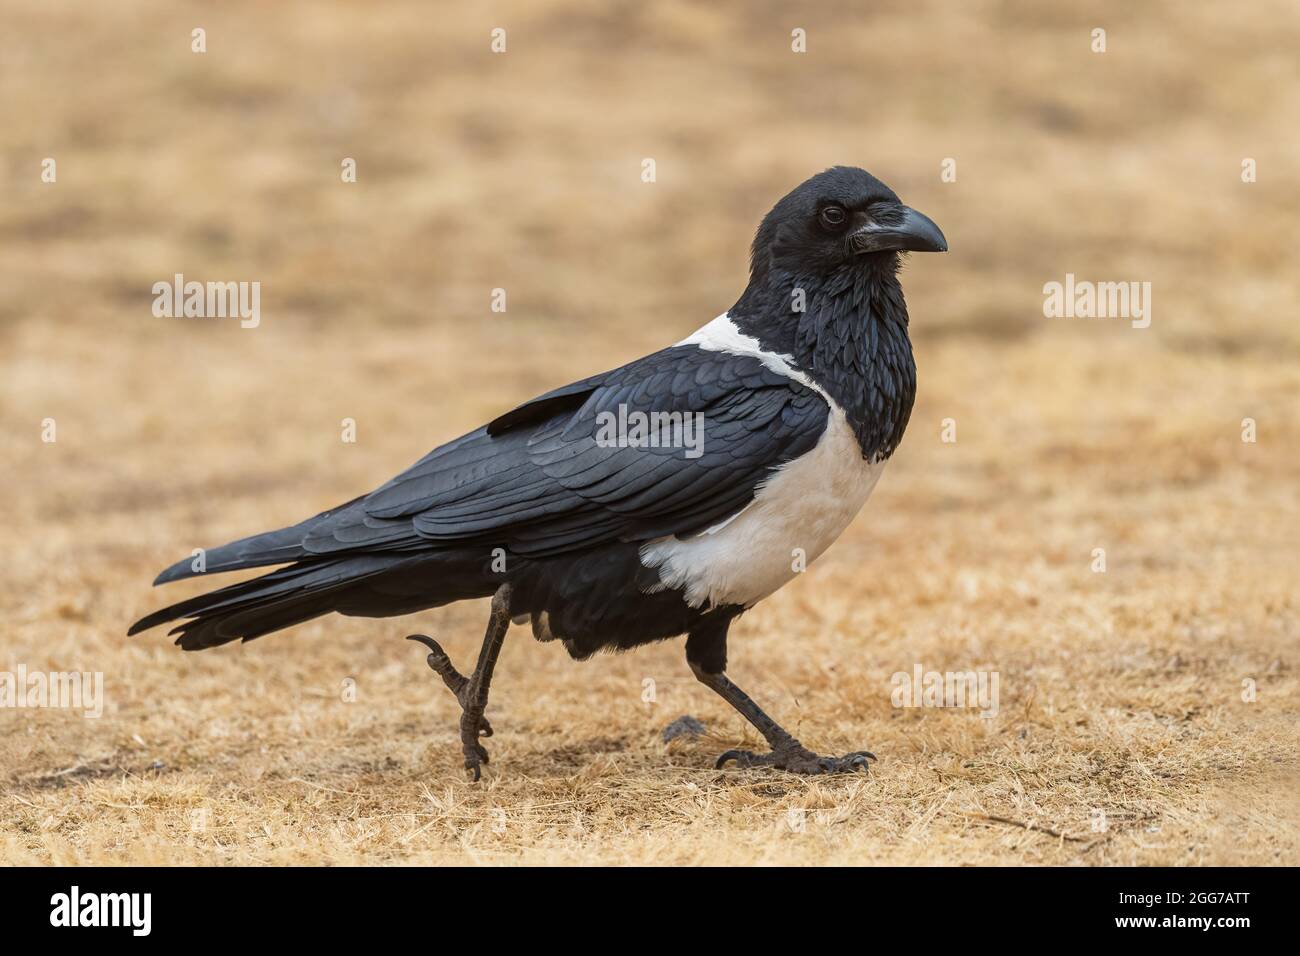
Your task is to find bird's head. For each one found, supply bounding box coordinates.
[749,166,947,282]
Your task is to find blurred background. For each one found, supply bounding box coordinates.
[1,1,1297,865]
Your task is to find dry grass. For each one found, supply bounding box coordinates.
[2,0,1298,865]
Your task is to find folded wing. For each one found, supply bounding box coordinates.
[151,344,829,583]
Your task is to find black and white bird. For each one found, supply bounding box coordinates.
[131,166,947,777]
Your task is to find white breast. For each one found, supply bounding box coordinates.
[638,314,886,609]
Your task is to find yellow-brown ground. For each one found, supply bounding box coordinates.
[1,0,1297,865]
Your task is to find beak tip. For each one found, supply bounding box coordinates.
[905,206,947,253]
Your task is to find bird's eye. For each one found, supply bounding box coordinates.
[819,206,846,229]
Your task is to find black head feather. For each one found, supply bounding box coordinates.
[732,166,944,462]
[748,166,903,282]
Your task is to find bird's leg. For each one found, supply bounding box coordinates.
[691,664,874,773]
[406,635,493,739]
[686,615,874,775]
[406,583,513,780]
[456,584,513,780]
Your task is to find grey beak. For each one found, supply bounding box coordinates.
[852,204,948,254]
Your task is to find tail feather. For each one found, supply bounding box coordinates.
[151,495,367,585]
[166,586,359,650]
[131,550,496,650]
[129,556,397,638]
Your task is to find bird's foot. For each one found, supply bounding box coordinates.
[716,743,875,775]
[460,711,491,782]
[407,634,494,761]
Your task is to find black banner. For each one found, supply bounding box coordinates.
[0,866,1279,941]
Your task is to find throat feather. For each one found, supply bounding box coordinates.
[730,266,916,461]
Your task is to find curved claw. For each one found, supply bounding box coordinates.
[715,749,744,769]
[406,635,471,701]
[405,633,442,654]
[405,633,453,671]
[716,749,768,769]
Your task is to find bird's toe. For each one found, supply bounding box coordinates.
[715,749,774,769]
[716,745,876,775]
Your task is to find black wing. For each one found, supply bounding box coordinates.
[153,344,829,582]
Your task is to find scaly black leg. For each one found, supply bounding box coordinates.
[407,584,513,780]
[686,612,874,775]
[406,634,495,739]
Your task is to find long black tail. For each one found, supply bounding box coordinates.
[129,550,492,651]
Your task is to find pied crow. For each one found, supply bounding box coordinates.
[131,166,948,778]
